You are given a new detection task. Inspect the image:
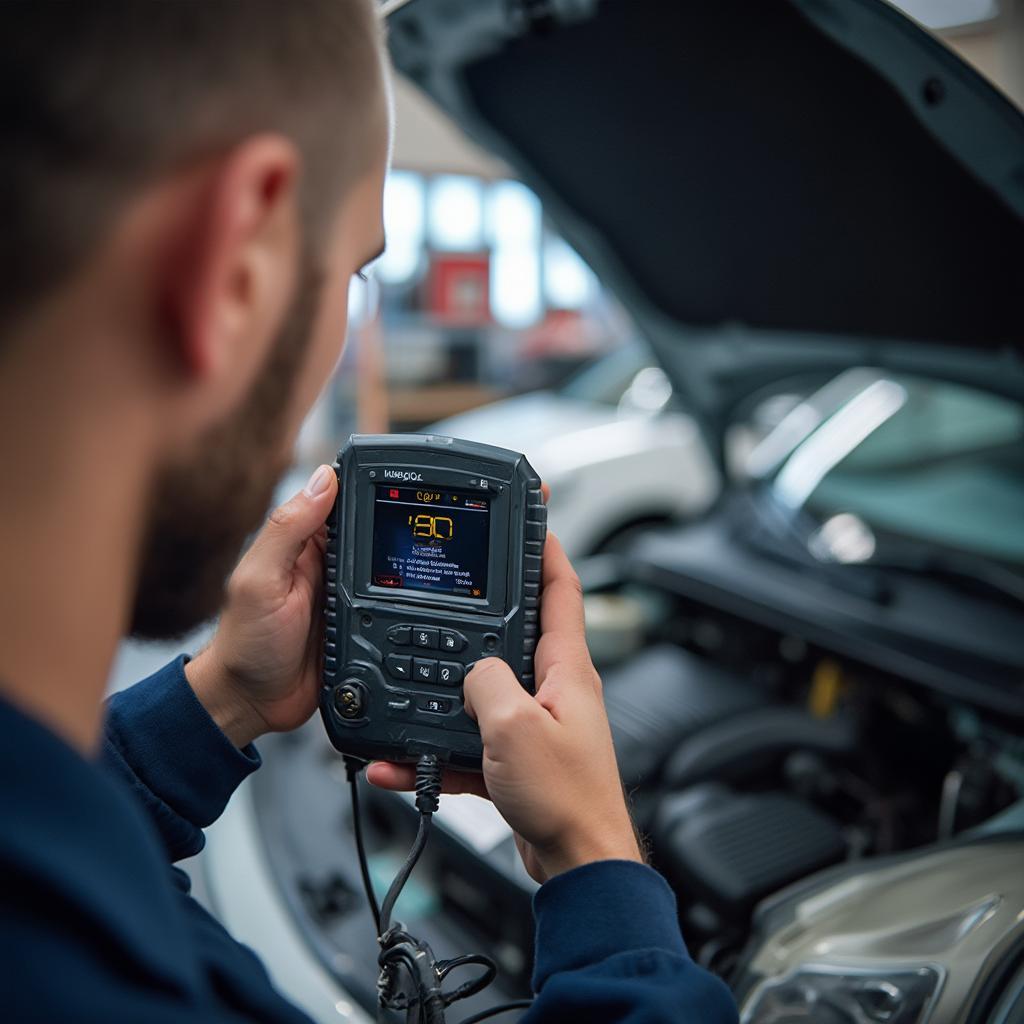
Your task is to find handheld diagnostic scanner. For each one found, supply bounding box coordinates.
[320,434,546,769]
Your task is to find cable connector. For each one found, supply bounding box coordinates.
[415,753,442,815]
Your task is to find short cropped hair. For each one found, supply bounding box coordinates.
[0,0,384,335]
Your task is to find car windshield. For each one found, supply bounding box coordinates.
[751,372,1024,569]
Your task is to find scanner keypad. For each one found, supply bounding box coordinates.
[385,624,412,645]
[385,654,412,681]
[413,658,438,683]
[383,623,480,721]
[439,630,466,653]
[438,662,464,686]
[385,623,470,651]
[412,627,439,650]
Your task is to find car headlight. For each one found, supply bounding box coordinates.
[741,965,942,1024]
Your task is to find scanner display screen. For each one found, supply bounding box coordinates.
[370,485,490,598]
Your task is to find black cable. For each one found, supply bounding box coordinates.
[379,812,430,938]
[347,754,534,1024]
[454,1000,534,1024]
[438,954,497,1005]
[379,754,442,938]
[437,954,495,984]
[344,757,381,933]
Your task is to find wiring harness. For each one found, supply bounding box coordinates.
[344,755,533,1024]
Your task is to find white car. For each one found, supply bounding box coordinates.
[430,345,719,559]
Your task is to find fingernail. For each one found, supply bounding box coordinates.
[304,465,332,498]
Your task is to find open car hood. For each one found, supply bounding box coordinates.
[388,0,1024,456]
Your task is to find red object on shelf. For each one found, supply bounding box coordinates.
[427,252,491,325]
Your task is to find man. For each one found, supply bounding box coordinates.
[0,2,737,1021]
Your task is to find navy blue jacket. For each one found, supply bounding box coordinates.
[0,659,737,1023]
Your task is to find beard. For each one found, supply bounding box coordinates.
[128,262,323,640]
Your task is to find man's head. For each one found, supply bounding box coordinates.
[1,0,389,638]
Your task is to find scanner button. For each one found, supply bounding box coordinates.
[413,627,439,649]
[439,630,466,653]
[387,624,412,646]
[386,654,412,681]
[438,662,464,686]
[419,697,450,714]
[413,658,438,683]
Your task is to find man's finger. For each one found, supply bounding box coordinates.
[365,761,490,800]
[539,532,585,639]
[246,465,338,579]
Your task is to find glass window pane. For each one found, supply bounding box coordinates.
[377,235,423,285]
[428,175,484,251]
[384,171,425,240]
[491,246,541,328]
[378,171,424,284]
[486,180,542,247]
[544,235,595,309]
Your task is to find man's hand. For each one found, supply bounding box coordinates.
[185,464,338,748]
[367,534,642,883]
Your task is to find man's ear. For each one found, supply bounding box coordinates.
[160,135,301,390]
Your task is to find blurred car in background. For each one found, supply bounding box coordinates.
[430,342,720,557]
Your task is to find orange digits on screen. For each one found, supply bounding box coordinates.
[407,514,454,540]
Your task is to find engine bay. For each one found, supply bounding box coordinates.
[249,495,1024,1018]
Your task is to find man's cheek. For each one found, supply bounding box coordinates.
[288,297,350,436]
[313,276,353,387]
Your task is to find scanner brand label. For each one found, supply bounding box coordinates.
[383,469,423,481]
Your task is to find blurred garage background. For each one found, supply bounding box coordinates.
[97,4,1024,1023]
[108,0,1023,694]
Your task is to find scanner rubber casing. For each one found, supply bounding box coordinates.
[319,434,545,769]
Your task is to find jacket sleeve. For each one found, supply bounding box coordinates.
[525,860,738,1024]
[101,656,261,862]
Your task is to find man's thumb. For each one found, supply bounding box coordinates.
[249,464,338,574]
[463,657,539,736]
